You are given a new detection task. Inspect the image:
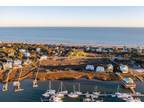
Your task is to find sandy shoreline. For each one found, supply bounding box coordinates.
[0,40,141,48]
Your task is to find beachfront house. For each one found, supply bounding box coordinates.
[85,65,95,71]
[136,47,144,54]
[96,66,105,72]
[106,64,113,73]
[40,55,48,61]
[119,64,129,73]
[96,47,102,53]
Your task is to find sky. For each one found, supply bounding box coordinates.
[0,6,144,27]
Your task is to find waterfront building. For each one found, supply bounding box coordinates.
[96,66,105,72]
[119,65,129,73]
[122,77,136,89]
[85,65,95,71]
[106,64,113,73]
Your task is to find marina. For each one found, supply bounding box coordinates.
[0,78,143,102]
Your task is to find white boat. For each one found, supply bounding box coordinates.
[56,81,68,98]
[49,95,63,102]
[42,80,56,98]
[33,79,38,88]
[115,92,131,99]
[68,85,79,98]
[85,92,91,98]
[75,83,82,95]
[68,92,79,98]
[124,96,141,102]
[92,86,100,96]
[83,97,92,102]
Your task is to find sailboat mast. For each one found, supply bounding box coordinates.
[60,81,63,92]
[73,85,75,92]
[49,80,51,90]
[117,84,120,92]
[78,83,80,92]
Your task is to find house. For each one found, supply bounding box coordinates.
[23,52,31,58]
[19,49,26,53]
[2,61,13,70]
[23,59,32,66]
[13,59,22,67]
[36,48,41,52]
[96,47,102,53]
[40,55,48,61]
[106,64,113,73]
[137,47,143,54]
[96,66,105,72]
[85,65,95,71]
[119,64,129,73]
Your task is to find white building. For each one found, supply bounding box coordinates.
[96,66,105,72]
[106,64,113,73]
[19,49,26,53]
[119,65,129,73]
[40,55,48,61]
[13,59,22,67]
[85,65,95,71]
[36,48,41,52]
[24,52,31,58]
[3,62,13,70]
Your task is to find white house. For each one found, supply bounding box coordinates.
[19,49,26,53]
[13,59,22,67]
[96,48,102,52]
[119,65,129,73]
[36,48,41,52]
[3,62,13,70]
[40,55,48,61]
[24,52,31,58]
[85,65,95,71]
[96,66,105,72]
[106,64,113,73]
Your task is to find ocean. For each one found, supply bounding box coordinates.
[0,27,144,46]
